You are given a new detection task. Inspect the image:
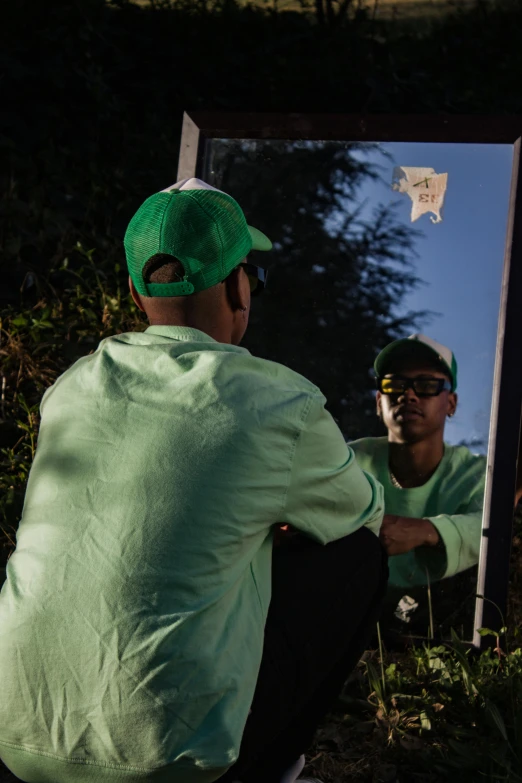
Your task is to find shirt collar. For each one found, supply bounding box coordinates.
[145,326,218,344]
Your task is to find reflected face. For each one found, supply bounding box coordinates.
[377,359,457,443]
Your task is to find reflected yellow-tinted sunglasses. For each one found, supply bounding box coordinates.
[377,376,452,397]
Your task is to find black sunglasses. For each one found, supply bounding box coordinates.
[241,262,267,296]
[377,376,452,397]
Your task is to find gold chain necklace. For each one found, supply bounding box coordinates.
[389,470,404,489]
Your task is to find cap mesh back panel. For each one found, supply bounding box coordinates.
[124,190,253,295]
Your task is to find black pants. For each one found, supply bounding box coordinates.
[217,527,389,783]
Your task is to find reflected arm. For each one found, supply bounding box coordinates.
[417,493,484,580]
[379,515,440,556]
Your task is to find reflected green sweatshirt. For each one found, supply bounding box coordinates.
[350,437,486,588]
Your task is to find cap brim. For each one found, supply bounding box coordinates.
[248,225,272,252]
[375,339,452,380]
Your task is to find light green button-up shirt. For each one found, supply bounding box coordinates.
[0,326,383,783]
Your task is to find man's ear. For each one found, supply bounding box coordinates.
[129,276,146,312]
[448,392,458,417]
[224,266,249,312]
[376,390,383,417]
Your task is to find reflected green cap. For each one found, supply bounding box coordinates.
[374,334,458,392]
[124,178,272,297]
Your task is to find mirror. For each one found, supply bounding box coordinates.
[196,135,513,643]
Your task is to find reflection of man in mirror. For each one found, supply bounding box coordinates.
[351,335,486,600]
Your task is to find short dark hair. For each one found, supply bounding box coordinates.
[142,254,185,285]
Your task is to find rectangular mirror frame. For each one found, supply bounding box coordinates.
[177,111,522,649]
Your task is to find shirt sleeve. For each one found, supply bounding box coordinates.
[417,486,484,580]
[281,393,385,544]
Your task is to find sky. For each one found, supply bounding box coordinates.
[348,141,514,453]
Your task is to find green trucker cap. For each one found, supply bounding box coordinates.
[374,333,458,392]
[124,178,272,297]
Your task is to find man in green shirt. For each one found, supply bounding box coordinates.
[350,334,486,631]
[0,179,387,783]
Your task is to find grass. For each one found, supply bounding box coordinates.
[303,634,522,781]
[303,641,522,781]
